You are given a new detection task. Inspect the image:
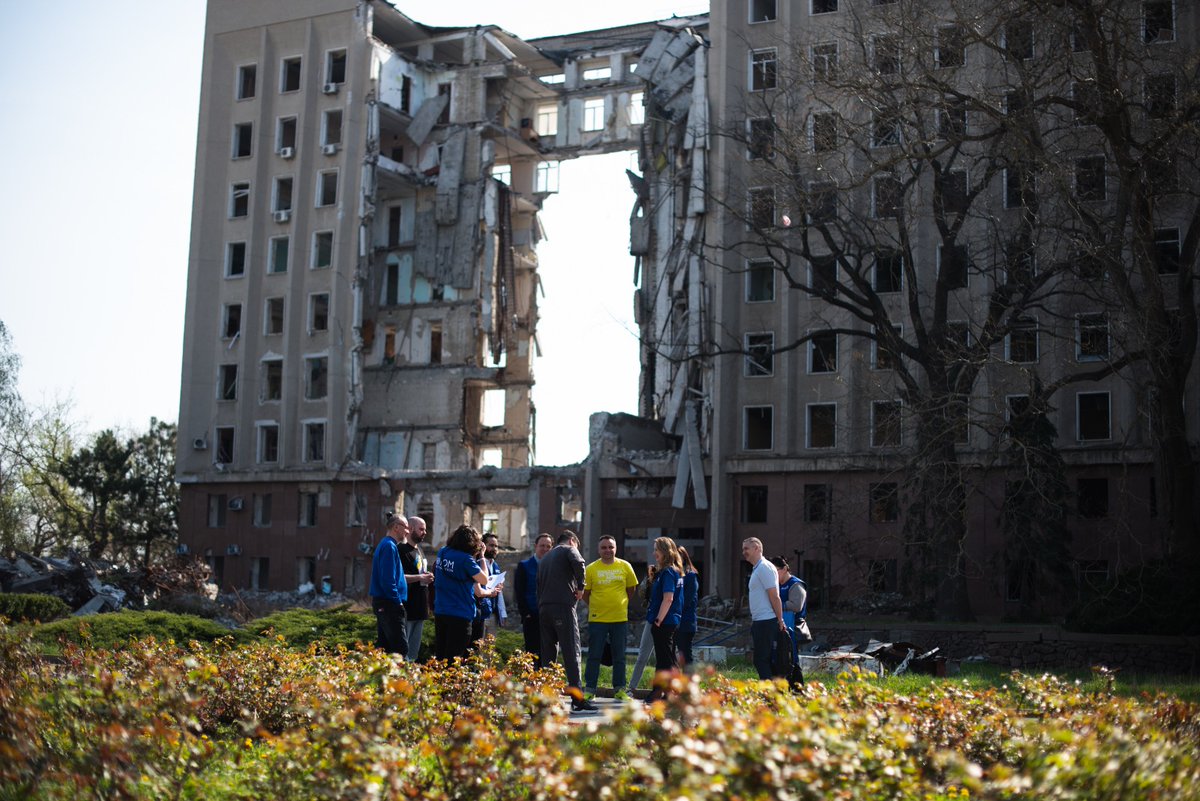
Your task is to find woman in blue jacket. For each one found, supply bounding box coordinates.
[433,525,494,660]
[675,546,700,669]
[645,536,684,702]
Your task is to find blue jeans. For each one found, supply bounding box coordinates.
[404,618,425,662]
[584,620,628,691]
[751,619,778,679]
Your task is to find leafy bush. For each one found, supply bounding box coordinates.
[246,606,374,649]
[27,609,236,651]
[0,593,70,623]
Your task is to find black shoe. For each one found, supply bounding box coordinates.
[571,699,599,713]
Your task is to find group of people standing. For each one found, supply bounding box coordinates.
[370,514,807,709]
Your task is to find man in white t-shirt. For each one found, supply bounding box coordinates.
[742,537,786,679]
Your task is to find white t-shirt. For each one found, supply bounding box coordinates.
[747,558,779,622]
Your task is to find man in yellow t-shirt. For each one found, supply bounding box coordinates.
[582,535,639,699]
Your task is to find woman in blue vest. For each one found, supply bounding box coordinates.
[433,524,494,660]
[675,546,700,669]
[645,536,684,702]
[771,555,807,672]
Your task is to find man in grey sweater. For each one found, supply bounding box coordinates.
[537,531,597,712]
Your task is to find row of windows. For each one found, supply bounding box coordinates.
[747,2,1174,88]
[231,110,343,160]
[206,487,367,531]
[208,420,328,469]
[230,172,339,219]
[739,473,1144,528]
[221,293,329,339]
[740,390,1117,452]
[739,229,1181,302]
[234,49,347,101]
[217,354,330,405]
[741,314,1112,380]
[531,93,645,137]
[226,232,335,278]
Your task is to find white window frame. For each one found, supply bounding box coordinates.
[749,49,778,91]
[261,358,283,402]
[273,176,293,213]
[810,0,838,14]
[226,241,247,279]
[535,161,559,193]
[535,103,558,137]
[745,259,775,303]
[1077,391,1112,442]
[311,231,333,269]
[308,292,330,334]
[302,419,327,463]
[232,122,253,159]
[744,332,775,377]
[750,0,777,23]
[582,97,605,132]
[316,169,339,208]
[628,92,645,126]
[280,55,302,93]
[1076,313,1109,362]
[264,297,285,336]
[325,48,347,85]
[807,331,838,374]
[810,42,838,81]
[322,109,343,147]
[267,235,289,275]
[230,182,250,219]
[305,354,329,400]
[256,421,280,464]
[236,63,257,101]
[806,402,838,449]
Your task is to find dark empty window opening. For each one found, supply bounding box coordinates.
[1077,392,1111,441]
[874,175,903,218]
[1144,1,1175,43]
[868,559,898,592]
[809,332,837,373]
[218,364,237,401]
[1075,156,1107,201]
[1005,20,1034,60]
[808,403,837,448]
[1077,477,1109,518]
[263,360,283,401]
[230,182,250,218]
[306,422,326,462]
[259,424,279,463]
[744,406,773,450]
[278,117,297,152]
[326,50,346,84]
[274,178,293,212]
[237,64,256,100]
[936,25,965,68]
[266,298,284,335]
[1155,228,1180,274]
[387,206,403,248]
[310,293,329,332]
[804,484,831,523]
[807,183,837,225]
[748,118,775,159]
[811,112,837,152]
[874,250,902,293]
[872,400,903,447]
[233,122,253,158]
[741,485,769,523]
[811,0,838,13]
[215,427,234,464]
[937,169,968,214]
[318,172,338,207]
[873,34,901,75]
[323,110,343,146]
[208,494,227,528]
[1007,318,1039,363]
[869,482,899,522]
[745,333,774,377]
[282,56,302,92]
[429,322,443,364]
[299,493,319,527]
[1146,74,1177,118]
[1077,313,1109,361]
[223,304,242,339]
[227,241,246,277]
[749,187,775,229]
[313,231,333,269]
[938,99,967,141]
[1005,166,1035,209]
[747,260,775,302]
[751,0,776,22]
[437,83,452,124]
[306,357,328,400]
[269,236,289,274]
[940,244,969,289]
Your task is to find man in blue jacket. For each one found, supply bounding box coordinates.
[514,532,553,657]
[370,512,412,656]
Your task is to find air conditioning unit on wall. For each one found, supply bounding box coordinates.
[322,82,339,94]
[273,209,291,223]
[192,437,208,450]
[226,544,242,556]
[279,146,295,159]
[322,143,339,155]
[228,497,244,511]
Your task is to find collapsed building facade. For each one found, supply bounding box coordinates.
[179,0,1197,620]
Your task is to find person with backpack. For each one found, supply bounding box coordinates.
[771,555,808,685]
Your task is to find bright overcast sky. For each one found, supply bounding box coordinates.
[0,0,705,467]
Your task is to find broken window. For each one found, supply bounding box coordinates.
[873,174,903,218]
[873,324,902,370]
[810,112,837,152]
[539,73,565,85]
[811,43,838,81]
[1006,317,1039,363]
[305,422,326,462]
[1077,477,1109,518]
[1004,19,1034,60]
[743,406,773,450]
[746,260,775,302]
[937,98,967,140]
[207,494,227,528]
[808,331,837,373]
[268,236,289,274]
[265,297,284,335]
[807,403,837,448]
[939,244,969,289]
[491,164,511,185]
[583,98,605,132]
[317,170,338,207]
[871,110,901,147]
[936,169,968,214]
[273,177,293,212]
[312,231,333,269]
[582,66,612,81]
[873,34,901,75]
[803,484,831,523]
[429,321,443,364]
[437,83,452,124]
[1075,155,1107,201]
[535,161,559,193]
[482,388,506,427]
[750,0,777,22]
[345,492,367,526]
[748,117,775,159]
[535,104,558,137]
[258,423,279,463]
[262,359,283,401]
[387,206,402,248]
[226,241,246,278]
[309,293,329,333]
[748,187,776,229]
[1077,313,1109,361]
[811,0,838,13]
[281,56,302,92]
[869,483,899,522]
[306,356,328,399]
[230,182,250,218]
[1155,227,1180,274]
[215,427,234,464]
[323,109,343,146]
[253,493,272,528]
[326,49,346,85]
[237,64,256,100]
[936,24,966,68]
[809,255,838,296]
[871,400,903,447]
[745,332,774,377]
[218,364,238,401]
[750,49,777,91]
[223,303,242,338]
[1144,1,1175,43]
[233,122,253,158]
[1077,391,1111,441]
[299,492,319,527]
[806,181,838,223]
[628,92,645,125]
[277,117,297,152]
[873,250,903,293]
[740,485,769,523]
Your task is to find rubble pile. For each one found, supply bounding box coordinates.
[837,592,916,616]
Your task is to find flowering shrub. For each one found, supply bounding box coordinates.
[2,621,1199,800]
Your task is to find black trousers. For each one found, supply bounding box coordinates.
[521,612,541,660]
[372,598,409,657]
[435,614,473,661]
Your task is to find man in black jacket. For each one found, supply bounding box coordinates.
[537,531,596,713]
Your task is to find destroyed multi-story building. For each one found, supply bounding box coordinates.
[179,0,1197,620]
